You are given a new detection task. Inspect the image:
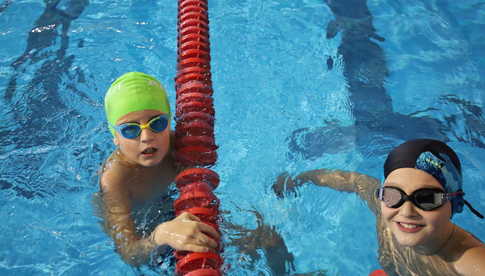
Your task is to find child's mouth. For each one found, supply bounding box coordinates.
[396,221,424,233]
[141,147,158,155]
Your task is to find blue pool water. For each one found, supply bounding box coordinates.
[1,0,484,275]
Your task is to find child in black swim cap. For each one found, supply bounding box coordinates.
[273,138,485,276]
[383,139,483,218]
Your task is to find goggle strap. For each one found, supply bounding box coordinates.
[464,200,484,219]
[377,187,383,200]
[447,191,464,197]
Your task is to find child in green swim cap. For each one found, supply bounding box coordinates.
[98,72,219,266]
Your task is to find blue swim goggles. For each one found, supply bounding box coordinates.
[112,114,169,139]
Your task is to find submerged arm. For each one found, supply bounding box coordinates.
[224,209,295,274]
[100,172,158,266]
[273,169,380,213]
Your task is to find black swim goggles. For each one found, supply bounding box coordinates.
[376,186,464,211]
[112,114,169,139]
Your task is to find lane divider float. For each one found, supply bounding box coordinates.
[174,0,222,275]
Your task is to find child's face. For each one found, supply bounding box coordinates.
[381,168,451,249]
[113,110,170,167]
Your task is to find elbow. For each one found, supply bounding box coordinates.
[116,240,148,267]
[118,247,145,267]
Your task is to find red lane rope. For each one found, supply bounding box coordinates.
[174,0,222,275]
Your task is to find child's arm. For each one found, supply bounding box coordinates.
[100,170,157,265]
[272,169,380,213]
[100,166,219,266]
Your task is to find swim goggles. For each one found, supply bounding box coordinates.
[376,186,464,211]
[112,114,169,139]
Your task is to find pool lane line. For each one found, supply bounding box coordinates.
[173,0,223,275]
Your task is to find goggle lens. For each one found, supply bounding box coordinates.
[414,189,440,210]
[148,116,168,132]
[120,124,142,139]
[382,187,402,207]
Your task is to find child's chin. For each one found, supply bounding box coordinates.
[393,231,423,248]
[141,161,160,167]
[138,157,162,167]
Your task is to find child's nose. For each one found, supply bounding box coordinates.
[399,201,420,218]
[140,127,155,143]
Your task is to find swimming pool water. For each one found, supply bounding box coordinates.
[1,0,484,275]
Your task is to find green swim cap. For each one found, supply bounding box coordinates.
[104,72,171,136]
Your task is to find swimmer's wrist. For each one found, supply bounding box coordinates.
[148,226,169,247]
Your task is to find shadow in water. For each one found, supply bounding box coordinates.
[287,0,485,161]
[1,0,89,198]
[0,0,12,13]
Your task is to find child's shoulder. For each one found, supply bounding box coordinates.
[454,244,485,276]
[99,150,138,192]
[448,227,485,275]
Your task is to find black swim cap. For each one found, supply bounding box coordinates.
[383,139,483,219]
[384,139,461,178]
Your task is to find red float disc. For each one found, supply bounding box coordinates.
[180,26,209,37]
[176,104,213,119]
[174,250,189,260]
[184,268,221,276]
[178,85,212,97]
[176,120,213,136]
[178,57,210,68]
[177,34,209,47]
[177,92,212,105]
[174,190,219,211]
[179,40,210,53]
[179,6,207,18]
[178,181,213,193]
[176,252,222,275]
[179,12,208,23]
[178,25,209,36]
[176,111,214,124]
[369,270,388,276]
[180,19,209,30]
[179,48,210,60]
[177,66,210,78]
[179,0,207,11]
[176,73,211,86]
[178,61,210,72]
[177,80,212,95]
[176,102,214,117]
[179,35,209,45]
[175,136,216,150]
[177,39,208,50]
[180,17,209,27]
[175,168,219,189]
[179,0,207,6]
